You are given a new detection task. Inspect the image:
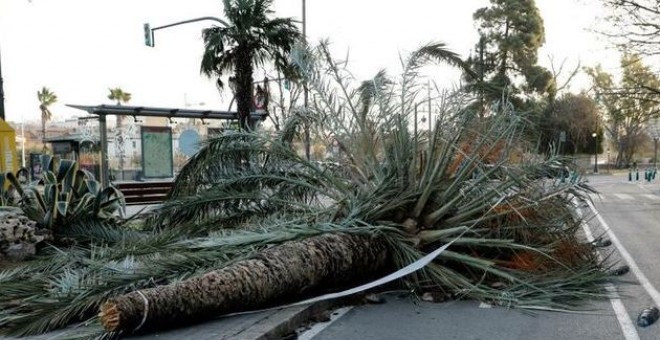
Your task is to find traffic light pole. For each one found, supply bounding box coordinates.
[144,16,229,47]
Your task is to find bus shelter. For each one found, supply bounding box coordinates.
[67,104,266,186]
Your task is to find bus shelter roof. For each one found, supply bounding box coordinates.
[66,104,266,121]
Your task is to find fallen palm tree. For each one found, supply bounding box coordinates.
[99,232,390,332]
[0,42,609,338]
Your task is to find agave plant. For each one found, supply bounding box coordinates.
[6,155,125,235]
[0,42,609,338]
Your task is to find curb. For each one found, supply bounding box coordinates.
[245,301,339,340]
[126,300,342,340]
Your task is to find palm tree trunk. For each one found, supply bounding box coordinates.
[41,119,46,152]
[235,49,254,131]
[99,232,390,333]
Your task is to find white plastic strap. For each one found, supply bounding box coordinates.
[134,290,150,332]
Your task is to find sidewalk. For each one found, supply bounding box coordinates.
[0,302,331,340]
[123,204,158,218]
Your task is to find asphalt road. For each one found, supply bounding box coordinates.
[305,174,660,340]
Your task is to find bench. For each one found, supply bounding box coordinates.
[114,181,174,205]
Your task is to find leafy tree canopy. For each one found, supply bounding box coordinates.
[539,93,602,155]
[585,53,660,167]
[468,0,555,111]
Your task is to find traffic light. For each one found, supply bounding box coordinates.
[144,23,154,47]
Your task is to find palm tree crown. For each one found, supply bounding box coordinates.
[37,87,57,148]
[108,87,132,105]
[201,0,301,130]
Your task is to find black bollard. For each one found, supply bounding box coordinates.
[608,265,630,276]
[637,307,660,327]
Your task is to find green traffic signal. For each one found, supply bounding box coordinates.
[144,23,154,47]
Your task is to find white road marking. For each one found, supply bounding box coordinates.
[575,202,639,340]
[613,194,634,200]
[478,302,493,309]
[586,199,660,308]
[298,306,354,340]
[642,194,660,201]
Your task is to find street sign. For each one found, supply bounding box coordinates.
[179,129,201,157]
[253,85,267,113]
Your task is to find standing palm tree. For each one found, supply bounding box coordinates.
[108,88,131,175]
[37,87,57,151]
[107,87,131,105]
[107,87,132,124]
[201,0,301,130]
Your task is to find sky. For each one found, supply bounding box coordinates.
[0,0,620,124]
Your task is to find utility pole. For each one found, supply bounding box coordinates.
[478,36,485,118]
[0,46,6,120]
[302,0,311,160]
[654,138,658,170]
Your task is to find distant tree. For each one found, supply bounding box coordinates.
[200,0,301,131]
[539,93,602,155]
[585,53,660,167]
[107,88,132,125]
[467,0,555,114]
[108,88,131,105]
[108,88,131,174]
[37,87,57,151]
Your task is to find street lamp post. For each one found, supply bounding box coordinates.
[648,118,660,172]
[654,137,659,170]
[607,148,610,174]
[592,132,598,174]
